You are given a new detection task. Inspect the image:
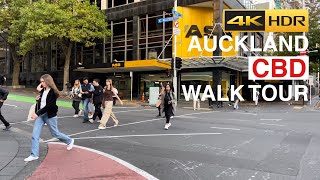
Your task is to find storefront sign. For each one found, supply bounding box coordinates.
[112,62,125,67]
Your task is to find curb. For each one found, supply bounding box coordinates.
[10,128,48,180]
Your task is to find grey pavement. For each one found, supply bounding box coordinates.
[2,96,320,179]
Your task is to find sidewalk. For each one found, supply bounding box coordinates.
[0,128,157,180]
[0,128,47,180]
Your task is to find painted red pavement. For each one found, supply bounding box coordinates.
[27,143,150,180]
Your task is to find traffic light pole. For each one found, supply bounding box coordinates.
[173,0,178,103]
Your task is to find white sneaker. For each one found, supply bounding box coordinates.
[67,139,74,150]
[89,119,94,124]
[168,123,171,128]
[164,123,169,130]
[24,155,39,162]
[73,115,79,118]
[170,116,174,119]
[97,120,101,123]
[78,110,83,116]
[98,125,106,130]
[88,114,93,119]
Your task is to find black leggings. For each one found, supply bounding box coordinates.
[72,100,81,114]
[164,105,173,123]
[0,102,10,127]
[157,106,161,116]
[93,103,102,120]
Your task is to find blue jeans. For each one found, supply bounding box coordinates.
[82,98,90,121]
[31,114,72,157]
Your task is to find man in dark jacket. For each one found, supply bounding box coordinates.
[80,77,94,123]
[0,75,11,130]
[90,79,103,123]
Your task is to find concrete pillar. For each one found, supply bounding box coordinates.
[133,16,139,60]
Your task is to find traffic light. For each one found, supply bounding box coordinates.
[171,57,183,70]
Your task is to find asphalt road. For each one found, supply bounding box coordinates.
[2,99,320,180]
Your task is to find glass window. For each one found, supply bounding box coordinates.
[108,0,112,8]
[114,0,126,7]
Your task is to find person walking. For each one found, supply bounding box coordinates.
[234,93,239,110]
[90,79,103,123]
[161,84,175,130]
[0,75,11,130]
[227,87,232,106]
[71,79,82,117]
[24,74,74,162]
[156,83,165,117]
[98,79,123,130]
[80,77,94,123]
[255,90,260,106]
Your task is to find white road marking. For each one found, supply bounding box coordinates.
[260,123,285,127]
[45,111,216,142]
[260,119,282,121]
[210,127,240,131]
[68,133,223,141]
[113,109,155,114]
[3,104,18,108]
[113,107,137,109]
[228,112,257,116]
[224,119,254,122]
[49,142,159,180]
[9,120,30,125]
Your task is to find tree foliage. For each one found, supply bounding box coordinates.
[0,0,30,86]
[19,0,111,91]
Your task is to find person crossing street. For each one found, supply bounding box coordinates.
[90,79,104,123]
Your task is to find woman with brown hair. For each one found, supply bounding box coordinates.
[161,83,176,130]
[98,79,123,130]
[24,74,74,162]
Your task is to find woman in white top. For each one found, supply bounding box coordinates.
[24,74,74,162]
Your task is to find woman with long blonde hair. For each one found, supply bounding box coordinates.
[24,74,74,162]
[71,79,82,117]
[98,79,123,130]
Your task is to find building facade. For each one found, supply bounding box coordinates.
[3,0,263,101]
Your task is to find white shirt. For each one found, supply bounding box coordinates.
[41,88,50,109]
[112,88,118,97]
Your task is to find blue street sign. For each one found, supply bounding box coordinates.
[172,10,183,17]
[157,16,179,23]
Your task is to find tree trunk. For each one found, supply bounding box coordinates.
[9,44,21,87]
[62,42,73,93]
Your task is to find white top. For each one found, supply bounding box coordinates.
[112,88,118,97]
[41,88,50,109]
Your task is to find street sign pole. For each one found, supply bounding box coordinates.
[173,0,178,104]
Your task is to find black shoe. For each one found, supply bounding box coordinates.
[3,125,11,131]
[156,115,161,117]
[82,120,89,123]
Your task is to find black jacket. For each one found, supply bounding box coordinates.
[93,85,103,104]
[0,87,9,101]
[36,88,58,118]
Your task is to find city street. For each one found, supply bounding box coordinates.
[1,95,320,180]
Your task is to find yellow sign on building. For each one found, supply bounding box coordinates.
[174,6,238,58]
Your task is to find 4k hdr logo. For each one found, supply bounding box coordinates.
[223,10,308,32]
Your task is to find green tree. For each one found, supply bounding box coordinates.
[273,1,320,73]
[0,0,30,86]
[19,0,111,92]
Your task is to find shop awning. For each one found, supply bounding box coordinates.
[74,59,171,73]
[165,56,249,72]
